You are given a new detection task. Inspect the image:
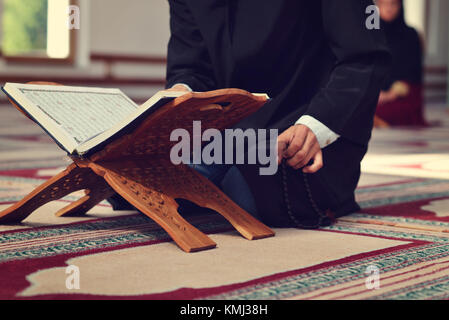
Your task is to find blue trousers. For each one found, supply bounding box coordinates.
[189,163,259,218]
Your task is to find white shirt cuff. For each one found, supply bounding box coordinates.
[295,115,340,148]
[172,83,193,92]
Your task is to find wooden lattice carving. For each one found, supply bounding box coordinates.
[0,84,275,252]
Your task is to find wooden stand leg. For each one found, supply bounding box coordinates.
[92,159,275,246]
[0,163,102,223]
[55,182,116,217]
[155,163,275,240]
[184,170,275,240]
[101,168,217,253]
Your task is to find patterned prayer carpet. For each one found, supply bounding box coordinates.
[0,103,449,300]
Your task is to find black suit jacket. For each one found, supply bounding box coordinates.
[166,0,391,221]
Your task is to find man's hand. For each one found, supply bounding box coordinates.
[277,124,323,174]
[165,84,192,93]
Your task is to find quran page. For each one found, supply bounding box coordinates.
[15,84,137,144]
[2,83,138,153]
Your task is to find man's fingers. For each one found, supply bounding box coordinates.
[283,127,307,159]
[293,153,314,170]
[286,132,316,168]
[167,84,191,93]
[303,151,323,174]
[277,125,322,169]
[286,151,306,168]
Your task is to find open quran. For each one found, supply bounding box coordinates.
[2,83,189,156]
[0,82,275,252]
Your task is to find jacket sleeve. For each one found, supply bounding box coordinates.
[166,0,217,91]
[304,0,391,145]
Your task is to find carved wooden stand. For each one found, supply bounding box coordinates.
[0,85,275,252]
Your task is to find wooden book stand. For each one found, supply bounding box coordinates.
[0,83,275,252]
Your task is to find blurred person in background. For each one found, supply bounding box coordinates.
[375,0,426,127]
